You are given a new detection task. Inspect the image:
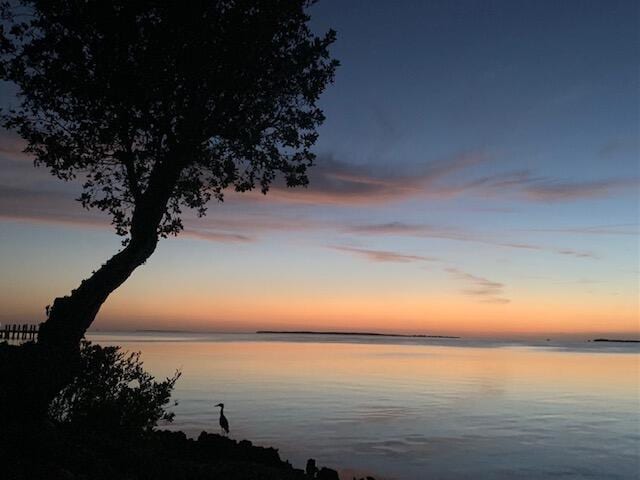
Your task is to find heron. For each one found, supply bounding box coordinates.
[215,403,229,435]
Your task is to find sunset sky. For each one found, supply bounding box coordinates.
[0,0,638,338]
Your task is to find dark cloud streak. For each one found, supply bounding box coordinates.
[265,152,488,205]
[460,170,638,202]
[526,224,639,236]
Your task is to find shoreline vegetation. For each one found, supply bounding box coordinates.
[1,340,357,480]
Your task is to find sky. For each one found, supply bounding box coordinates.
[0,0,638,338]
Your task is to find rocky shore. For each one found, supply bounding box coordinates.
[2,425,370,480]
[0,342,376,480]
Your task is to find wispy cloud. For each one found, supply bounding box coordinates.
[271,154,639,205]
[192,214,323,234]
[0,130,29,159]
[0,186,259,244]
[264,152,487,205]
[329,245,437,263]
[598,138,639,159]
[0,183,601,259]
[346,222,459,237]
[2,138,637,231]
[461,170,639,202]
[445,267,510,304]
[522,178,638,201]
[345,222,598,259]
[498,242,597,259]
[328,243,510,304]
[181,229,254,244]
[0,186,103,225]
[526,224,639,236]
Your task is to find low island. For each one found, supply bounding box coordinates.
[257,330,461,339]
[592,338,640,343]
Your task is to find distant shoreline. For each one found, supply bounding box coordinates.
[256,330,461,339]
[94,330,639,344]
[134,329,195,334]
[592,338,640,343]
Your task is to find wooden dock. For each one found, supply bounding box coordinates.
[1,323,39,342]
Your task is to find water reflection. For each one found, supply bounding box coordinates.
[89,333,640,480]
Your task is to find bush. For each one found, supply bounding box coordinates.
[49,340,181,437]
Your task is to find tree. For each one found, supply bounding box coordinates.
[49,341,181,437]
[0,0,337,352]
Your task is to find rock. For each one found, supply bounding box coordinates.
[306,458,318,476]
[317,467,340,480]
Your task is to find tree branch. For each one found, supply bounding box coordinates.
[119,149,142,203]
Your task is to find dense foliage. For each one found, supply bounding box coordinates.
[49,340,180,436]
[0,0,338,239]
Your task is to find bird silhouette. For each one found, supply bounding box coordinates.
[215,403,229,435]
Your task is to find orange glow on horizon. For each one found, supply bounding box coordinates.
[96,287,640,338]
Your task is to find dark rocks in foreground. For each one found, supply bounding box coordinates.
[1,425,360,480]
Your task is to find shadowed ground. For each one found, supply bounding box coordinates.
[1,426,349,480]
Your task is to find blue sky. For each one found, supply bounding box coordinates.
[0,0,638,336]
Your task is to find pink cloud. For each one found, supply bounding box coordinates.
[328,244,510,304]
[444,267,510,304]
[329,245,438,263]
[346,222,598,259]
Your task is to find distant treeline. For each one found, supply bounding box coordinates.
[592,338,640,343]
[256,330,460,339]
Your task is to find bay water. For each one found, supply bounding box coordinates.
[88,332,640,480]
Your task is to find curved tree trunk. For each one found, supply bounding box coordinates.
[0,157,184,419]
[38,233,160,349]
[0,223,162,426]
[40,154,184,349]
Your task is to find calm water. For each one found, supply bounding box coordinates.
[89,332,640,480]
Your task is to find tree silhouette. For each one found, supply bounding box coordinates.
[0,1,337,351]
